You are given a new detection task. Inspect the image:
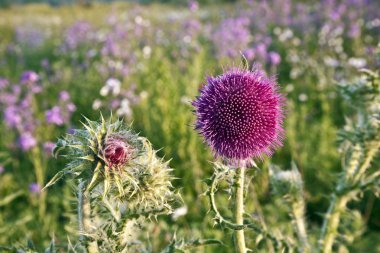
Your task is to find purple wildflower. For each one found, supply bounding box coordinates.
[19,132,37,151]
[4,106,22,127]
[59,91,70,101]
[188,0,199,11]
[0,78,8,89]
[20,71,39,84]
[0,165,4,174]
[45,106,65,125]
[193,67,284,161]
[269,52,281,65]
[29,183,41,194]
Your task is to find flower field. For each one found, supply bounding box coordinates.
[0,0,379,252]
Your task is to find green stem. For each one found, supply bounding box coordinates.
[235,167,247,253]
[31,147,46,219]
[319,194,349,253]
[78,181,99,253]
[292,200,310,253]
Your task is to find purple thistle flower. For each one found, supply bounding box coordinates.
[192,67,284,161]
[19,132,37,151]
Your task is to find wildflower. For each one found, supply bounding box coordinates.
[19,132,37,151]
[0,165,4,174]
[46,106,65,125]
[193,67,284,161]
[20,71,39,84]
[269,51,281,65]
[29,183,41,194]
[100,78,121,96]
[4,106,22,127]
[59,91,70,101]
[0,78,8,89]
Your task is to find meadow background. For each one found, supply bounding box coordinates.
[0,0,379,252]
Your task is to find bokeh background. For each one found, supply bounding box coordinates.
[0,0,379,252]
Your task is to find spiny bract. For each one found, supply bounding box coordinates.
[46,115,176,215]
[193,67,284,162]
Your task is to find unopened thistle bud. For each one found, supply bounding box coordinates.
[46,115,177,215]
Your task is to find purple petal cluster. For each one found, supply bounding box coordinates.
[193,67,284,161]
[104,134,133,168]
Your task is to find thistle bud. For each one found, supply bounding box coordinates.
[270,163,303,198]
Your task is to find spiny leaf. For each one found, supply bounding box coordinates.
[43,171,66,191]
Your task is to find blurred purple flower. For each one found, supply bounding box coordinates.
[269,52,281,65]
[29,183,41,194]
[0,165,4,174]
[348,23,361,38]
[189,0,199,11]
[43,142,55,156]
[19,132,37,151]
[59,91,70,102]
[15,25,47,48]
[4,106,22,127]
[64,21,93,49]
[212,17,251,59]
[255,43,267,59]
[0,78,8,89]
[20,71,39,84]
[46,106,65,125]
[66,103,76,113]
[243,48,255,60]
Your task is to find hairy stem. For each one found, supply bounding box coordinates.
[78,180,99,253]
[292,199,310,253]
[319,194,349,253]
[235,167,247,253]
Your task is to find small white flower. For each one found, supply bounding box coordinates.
[172,206,188,221]
[298,93,308,102]
[143,46,152,58]
[285,84,294,93]
[92,99,102,110]
[116,99,132,117]
[106,78,121,96]
[348,58,367,68]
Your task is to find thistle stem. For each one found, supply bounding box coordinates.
[319,194,349,253]
[78,180,99,253]
[235,167,247,253]
[292,200,310,253]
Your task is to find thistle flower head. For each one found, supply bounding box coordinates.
[193,67,284,162]
[47,115,177,216]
